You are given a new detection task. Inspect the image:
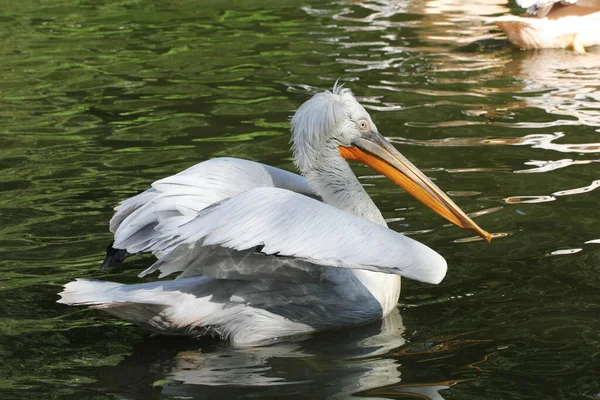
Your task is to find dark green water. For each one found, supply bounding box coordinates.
[1,0,599,399]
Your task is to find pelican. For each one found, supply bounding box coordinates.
[58,84,491,346]
[493,0,600,52]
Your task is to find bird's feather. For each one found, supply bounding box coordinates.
[517,0,592,17]
[107,157,317,260]
[57,274,383,345]
[125,187,447,285]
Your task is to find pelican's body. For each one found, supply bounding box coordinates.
[493,0,600,52]
[58,85,490,346]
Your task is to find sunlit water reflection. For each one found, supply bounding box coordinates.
[1,0,599,399]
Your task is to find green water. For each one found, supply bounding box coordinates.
[1,0,599,398]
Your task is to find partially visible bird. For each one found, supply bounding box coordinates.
[58,84,491,346]
[493,0,600,52]
[519,0,598,17]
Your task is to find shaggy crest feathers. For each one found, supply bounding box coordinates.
[288,83,384,224]
[291,83,364,174]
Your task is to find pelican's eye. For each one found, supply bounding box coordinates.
[357,119,370,131]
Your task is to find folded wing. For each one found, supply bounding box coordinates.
[121,187,447,285]
[107,157,317,259]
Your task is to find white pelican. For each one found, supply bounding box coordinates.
[493,0,600,52]
[58,84,491,346]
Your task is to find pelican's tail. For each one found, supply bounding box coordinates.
[58,279,126,306]
[57,277,215,336]
[57,277,311,345]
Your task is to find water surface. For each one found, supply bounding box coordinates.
[1,1,599,399]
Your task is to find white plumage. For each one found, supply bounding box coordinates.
[58,84,490,346]
[108,157,317,257]
[134,187,447,283]
[518,0,582,17]
[493,0,600,51]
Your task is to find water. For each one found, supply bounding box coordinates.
[1,0,599,398]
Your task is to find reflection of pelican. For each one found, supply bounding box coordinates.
[58,84,490,346]
[165,309,407,390]
[494,0,600,52]
[89,309,448,399]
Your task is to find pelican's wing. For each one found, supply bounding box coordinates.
[517,0,581,16]
[109,157,317,258]
[516,0,556,12]
[118,187,447,284]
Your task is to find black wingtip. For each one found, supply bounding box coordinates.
[100,241,130,271]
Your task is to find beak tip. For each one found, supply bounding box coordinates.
[469,226,492,243]
[482,231,493,243]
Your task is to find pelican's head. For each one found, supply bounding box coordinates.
[291,83,491,242]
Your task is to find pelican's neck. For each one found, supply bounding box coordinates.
[303,156,386,226]
[300,154,401,316]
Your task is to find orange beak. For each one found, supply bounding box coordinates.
[340,133,492,242]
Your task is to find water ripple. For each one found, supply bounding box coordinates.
[552,180,600,197]
[389,132,600,154]
[549,249,583,256]
[2,1,600,399]
[515,159,600,174]
[503,196,556,204]
[504,180,600,204]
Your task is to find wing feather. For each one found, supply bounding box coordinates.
[129,187,447,284]
[516,0,582,16]
[109,157,317,257]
